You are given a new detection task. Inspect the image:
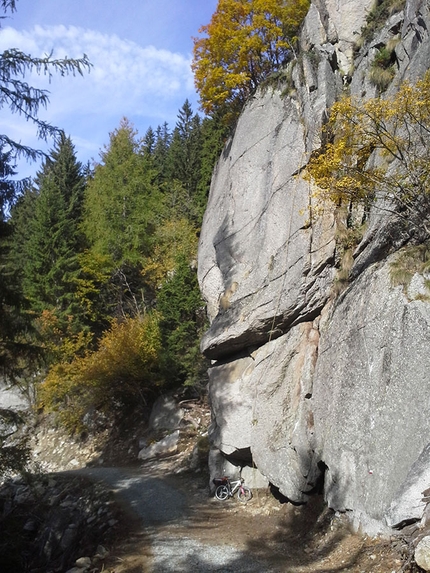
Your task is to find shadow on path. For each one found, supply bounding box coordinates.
[63,465,397,573]
[75,467,187,526]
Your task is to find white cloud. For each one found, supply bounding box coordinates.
[0,24,199,176]
[0,25,195,117]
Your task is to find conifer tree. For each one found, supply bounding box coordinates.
[157,254,207,387]
[0,150,39,381]
[142,126,156,158]
[84,118,161,264]
[153,122,172,179]
[167,100,203,216]
[83,118,163,317]
[21,134,86,326]
[196,113,230,216]
[0,1,91,167]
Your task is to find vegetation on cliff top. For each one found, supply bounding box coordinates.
[192,0,310,120]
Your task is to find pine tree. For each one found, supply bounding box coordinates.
[167,100,203,219]
[83,118,163,317]
[142,126,156,158]
[21,135,86,325]
[0,1,91,165]
[196,113,230,219]
[153,122,172,179]
[0,151,40,382]
[157,254,208,387]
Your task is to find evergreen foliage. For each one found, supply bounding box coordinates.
[23,135,86,313]
[82,119,164,319]
[0,1,91,166]
[1,3,226,433]
[0,408,30,479]
[84,119,161,265]
[0,154,40,383]
[168,100,202,195]
[0,0,91,396]
[8,135,91,367]
[197,112,230,212]
[152,122,172,180]
[157,254,208,387]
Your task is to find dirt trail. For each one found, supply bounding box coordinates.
[75,458,406,573]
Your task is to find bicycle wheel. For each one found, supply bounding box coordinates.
[238,486,252,502]
[215,484,229,501]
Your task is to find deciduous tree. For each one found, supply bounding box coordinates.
[192,0,310,116]
[306,71,430,238]
[40,313,162,431]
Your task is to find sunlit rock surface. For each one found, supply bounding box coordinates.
[198,0,430,534]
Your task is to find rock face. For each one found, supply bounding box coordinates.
[198,0,430,534]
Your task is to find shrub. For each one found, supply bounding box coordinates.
[361,0,406,44]
[40,313,162,432]
[306,72,430,240]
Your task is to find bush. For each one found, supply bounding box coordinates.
[361,0,406,44]
[0,409,31,479]
[306,72,430,240]
[40,313,162,432]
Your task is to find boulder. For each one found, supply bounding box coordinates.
[138,430,180,460]
[208,321,319,502]
[415,536,430,571]
[198,86,337,360]
[385,443,430,528]
[198,0,430,536]
[149,396,184,431]
[312,259,430,531]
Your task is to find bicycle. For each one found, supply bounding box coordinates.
[213,476,252,502]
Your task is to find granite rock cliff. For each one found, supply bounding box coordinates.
[198,0,430,534]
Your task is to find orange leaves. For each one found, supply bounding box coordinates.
[192,0,310,116]
[40,313,162,431]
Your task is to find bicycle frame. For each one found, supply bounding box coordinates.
[213,476,252,502]
[228,478,244,496]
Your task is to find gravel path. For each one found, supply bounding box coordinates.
[78,467,187,525]
[76,465,280,572]
[149,536,273,573]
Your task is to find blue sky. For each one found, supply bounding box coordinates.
[0,0,218,177]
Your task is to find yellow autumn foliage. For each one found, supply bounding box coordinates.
[141,218,198,291]
[36,309,93,363]
[306,71,430,236]
[192,0,310,115]
[40,312,162,431]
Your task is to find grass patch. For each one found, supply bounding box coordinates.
[390,242,430,297]
[369,64,395,91]
[332,207,367,296]
[361,0,406,44]
[368,41,399,92]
